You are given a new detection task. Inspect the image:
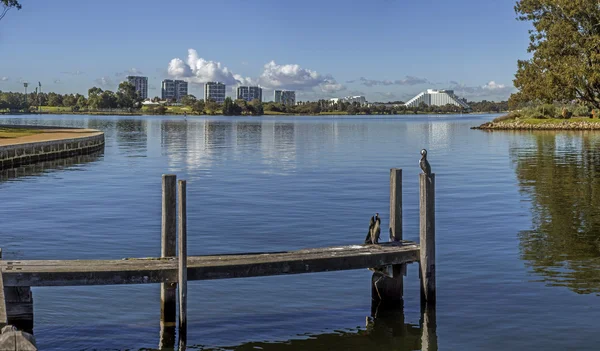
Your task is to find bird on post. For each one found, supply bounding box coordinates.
[364,213,381,244]
[420,149,431,176]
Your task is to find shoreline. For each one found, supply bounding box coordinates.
[473,116,600,130]
[1,110,504,117]
[0,126,105,170]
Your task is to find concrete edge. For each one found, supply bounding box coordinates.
[0,129,105,170]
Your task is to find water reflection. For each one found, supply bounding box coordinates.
[188,306,433,351]
[0,151,103,183]
[512,132,600,294]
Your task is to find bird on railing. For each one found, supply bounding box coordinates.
[420,149,431,176]
[364,213,381,244]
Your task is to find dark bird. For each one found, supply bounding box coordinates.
[420,149,431,176]
[364,213,381,244]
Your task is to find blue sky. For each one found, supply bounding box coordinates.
[0,0,530,102]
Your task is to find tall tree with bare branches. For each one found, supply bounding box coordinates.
[1,0,21,21]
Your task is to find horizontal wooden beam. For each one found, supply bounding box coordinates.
[1,242,419,287]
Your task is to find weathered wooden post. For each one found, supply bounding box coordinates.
[370,169,404,306]
[0,248,33,333]
[0,249,37,350]
[178,179,188,350]
[419,172,435,306]
[159,174,177,349]
[389,168,402,241]
[0,249,7,329]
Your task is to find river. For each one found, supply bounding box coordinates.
[1,114,599,350]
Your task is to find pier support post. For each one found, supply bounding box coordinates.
[389,168,402,242]
[0,249,6,329]
[159,174,177,350]
[178,180,188,350]
[0,249,33,334]
[419,173,436,306]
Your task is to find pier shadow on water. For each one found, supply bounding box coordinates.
[512,132,600,295]
[0,150,103,183]
[181,302,435,351]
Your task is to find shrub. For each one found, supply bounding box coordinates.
[572,105,590,117]
[493,113,518,122]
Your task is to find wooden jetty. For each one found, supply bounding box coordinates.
[1,167,436,350]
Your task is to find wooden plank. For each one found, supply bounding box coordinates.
[389,168,402,241]
[159,175,177,350]
[0,326,37,351]
[0,249,7,328]
[177,179,187,349]
[1,242,419,287]
[419,173,436,305]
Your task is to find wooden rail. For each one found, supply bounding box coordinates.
[1,242,419,287]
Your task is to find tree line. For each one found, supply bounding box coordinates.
[1,84,508,115]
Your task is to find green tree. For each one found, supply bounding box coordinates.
[180,94,197,106]
[1,0,21,21]
[222,97,234,115]
[116,81,138,108]
[62,94,77,107]
[192,99,205,114]
[514,0,600,108]
[47,92,63,107]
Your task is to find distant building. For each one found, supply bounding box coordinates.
[127,76,148,100]
[274,90,296,105]
[161,79,188,101]
[404,89,470,109]
[236,86,262,102]
[330,95,367,105]
[204,82,226,103]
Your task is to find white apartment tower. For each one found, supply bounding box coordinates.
[162,79,188,101]
[274,90,296,105]
[236,86,262,102]
[204,82,226,103]
[126,76,148,100]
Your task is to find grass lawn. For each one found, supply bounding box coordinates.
[0,128,41,138]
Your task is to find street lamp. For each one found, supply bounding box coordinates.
[23,82,28,106]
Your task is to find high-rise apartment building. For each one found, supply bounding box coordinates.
[204,82,226,103]
[274,90,295,105]
[161,79,188,101]
[126,76,148,100]
[236,86,262,102]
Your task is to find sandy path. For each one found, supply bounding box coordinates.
[0,129,103,146]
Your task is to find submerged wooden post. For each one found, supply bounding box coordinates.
[159,174,177,349]
[419,173,436,306]
[178,180,188,350]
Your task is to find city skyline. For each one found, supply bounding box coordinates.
[0,0,529,102]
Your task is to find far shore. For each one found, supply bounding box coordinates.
[1,109,504,117]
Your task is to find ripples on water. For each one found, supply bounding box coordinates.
[1,114,600,350]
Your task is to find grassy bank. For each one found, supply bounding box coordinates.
[0,127,42,138]
[474,116,600,130]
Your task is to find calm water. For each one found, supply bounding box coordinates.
[1,114,599,350]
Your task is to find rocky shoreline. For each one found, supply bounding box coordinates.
[472,120,600,130]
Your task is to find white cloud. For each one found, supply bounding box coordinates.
[168,49,243,85]
[53,79,62,84]
[1,76,8,81]
[61,70,84,76]
[349,76,429,87]
[258,61,345,93]
[115,68,143,77]
[94,76,114,88]
[449,81,514,101]
[482,81,506,90]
